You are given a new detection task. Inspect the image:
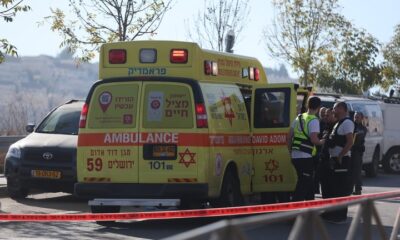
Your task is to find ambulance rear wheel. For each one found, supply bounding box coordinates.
[91,205,120,226]
[213,169,243,207]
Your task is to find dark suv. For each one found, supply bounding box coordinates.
[4,100,84,199]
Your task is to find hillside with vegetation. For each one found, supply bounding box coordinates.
[0,52,97,135]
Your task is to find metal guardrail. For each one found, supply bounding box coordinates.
[0,136,24,152]
[163,192,400,240]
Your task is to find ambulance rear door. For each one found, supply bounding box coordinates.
[138,81,202,184]
[77,81,141,183]
[251,83,297,193]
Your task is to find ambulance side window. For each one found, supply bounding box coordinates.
[201,83,249,130]
[254,88,290,128]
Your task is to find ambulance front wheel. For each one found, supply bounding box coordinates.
[213,168,244,207]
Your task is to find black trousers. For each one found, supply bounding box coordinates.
[292,157,315,201]
[320,156,353,220]
[351,150,363,192]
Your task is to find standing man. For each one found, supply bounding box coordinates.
[289,96,325,201]
[322,102,354,223]
[352,112,367,195]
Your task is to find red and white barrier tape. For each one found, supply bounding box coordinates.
[1,190,399,222]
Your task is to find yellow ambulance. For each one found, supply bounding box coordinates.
[76,40,308,211]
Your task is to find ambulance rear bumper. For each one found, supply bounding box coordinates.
[74,183,209,199]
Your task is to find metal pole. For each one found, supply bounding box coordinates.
[288,214,307,240]
[346,205,362,240]
[227,225,249,240]
[313,212,330,240]
[371,203,388,240]
[390,208,400,240]
[362,201,373,240]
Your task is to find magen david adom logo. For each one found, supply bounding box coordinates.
[99,91,112,112]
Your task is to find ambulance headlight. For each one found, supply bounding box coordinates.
[140,48,157,63]
[6,144,21,159]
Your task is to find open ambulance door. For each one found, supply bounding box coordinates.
[251,83,298,193]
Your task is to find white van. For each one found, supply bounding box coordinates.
[380,101,400,174]
[318,95,383,177]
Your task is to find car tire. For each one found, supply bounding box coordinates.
[91,205,120,226]
[6,176,29,199]
[382,147,400,174]
[365,148,379,178]
[212,168,243,207]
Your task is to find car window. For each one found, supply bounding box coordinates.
[36,107,81,135]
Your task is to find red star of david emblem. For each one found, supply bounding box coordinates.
[265,159,279,174]
[179,148,196,168]
[221,90,235,126]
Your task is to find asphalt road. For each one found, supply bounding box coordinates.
[0,171,399,240]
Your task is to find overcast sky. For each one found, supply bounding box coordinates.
[2,0,400,77]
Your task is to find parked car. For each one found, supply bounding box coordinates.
[316,94,383,177]
[4,100,83,199]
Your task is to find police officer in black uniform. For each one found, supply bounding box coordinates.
[351,112,367,195]
[321,102,354,223]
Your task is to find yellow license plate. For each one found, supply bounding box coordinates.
[153,145,176,157]
[31,170,61,179]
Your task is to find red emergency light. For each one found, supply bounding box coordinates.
[204,60,218,76]
[195,103,208,128]
[79,103,89,128]
[109,49,126,64]
[249,67,260,81]
[170,49,188,63]
[254,68,260,81]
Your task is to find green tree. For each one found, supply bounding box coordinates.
[186,0,250,52]
[0,0,30,63]
[316,28,382,94]
[263,0,348,86]
[382,23,400,89]
[46,0,172,62]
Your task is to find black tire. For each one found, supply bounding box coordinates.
[6,176,29,199]
[91,205,120,226]
[365,148,379,178]
[212,168,243,207]
[383,147,400,174]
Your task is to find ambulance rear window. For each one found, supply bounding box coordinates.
[88,83,139,129]
[143,83,194,129]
